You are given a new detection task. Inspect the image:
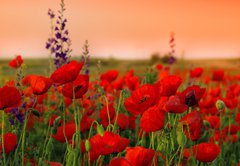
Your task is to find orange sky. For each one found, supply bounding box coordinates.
[0,0,240,59]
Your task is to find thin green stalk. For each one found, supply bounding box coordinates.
[1,110,6,166]
[103,95,111,131]
[113,91,123,132]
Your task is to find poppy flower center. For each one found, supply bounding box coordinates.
[74,85,82,92]
[139,95,149,104]
[185,90,197,106]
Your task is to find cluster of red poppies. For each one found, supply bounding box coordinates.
[1,55,239,165]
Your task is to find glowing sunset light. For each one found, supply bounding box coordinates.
[0,0,240,59]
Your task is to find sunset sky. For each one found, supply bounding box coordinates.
[0,0,240,59]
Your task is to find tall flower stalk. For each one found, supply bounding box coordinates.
[46,0,72,69]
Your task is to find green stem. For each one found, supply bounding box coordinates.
[1,110,6,166]
[113,91,123,132]
[103,95,111,131]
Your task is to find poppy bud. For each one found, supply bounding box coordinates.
[216,100,225,111]
[53,116,62,128]
[85,140,91,152]
[51,127,58,135]
[31,109,40,117]
[203,120,211,128]
[97,124,105,136]
[177,124,186,146]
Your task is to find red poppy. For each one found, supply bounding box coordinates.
[62,75,89,99]
[193,142,220,162]
[100,70,119,83]
[109,157,131,166]
[8,55,23,68]
[190,67,203,78]
[204,115,220,129]
[48,162,63,166]
[125,76,140,91]
[223,125,240,135]
[210,87,221,97]
[50,60,84,85]
[80,114,93,133]
[140,105,165,132]
[100,103,115,127]
[51,122,76,143]
[0,133,17,154]
[114,113,136,130]
[125,146,155,166]
[227,134,238,143]
[236,112,240,125]
[0,86,21,109]
[165,95,188,114]
[112,77,125,90]
[22,75,52,95]
[209,130,227,144]
[212,70,224,81]
[182,148,192,160]
[157,75,182,97]
[156,64,163,70]
[124,84,160,116]
[179,111,203,141]
[90,132,129,158]
[179,85,206,107]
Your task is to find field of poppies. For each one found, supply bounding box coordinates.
[1,1,240,166]
[0,54,239,166]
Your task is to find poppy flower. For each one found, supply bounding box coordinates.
[0,86,21,109]
[179,111,203,141]
[48,162,63,166]
[62,75,89,99]
[205,115,221,129]
[125,76,140,91]
[51,122,76,143]
[227,134,238,143]
[190,67,204,78]
[112,77,125,90]
[193,142,220,162]
[50,60,84,85]
[204,115,220,129]
[100,103,115,127]
[80,114,93,133]
[209,130,227,144]
[236,112,240,125]
[157,75,182,97]
[125,146,155,166]
[90,132,129,158]
[8,55,23,68]
[109,157,131,166]
[22,75,52,95]
[114,113,136,130]
[212,70,224,81]
[124,84,160,116]
[179,85,206,107]
[156,64,163,70]
[223,125,240,135]
[100,70,119,83]
[165,95,187,114]
[0,133,17,154]
[140,105,165,132]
